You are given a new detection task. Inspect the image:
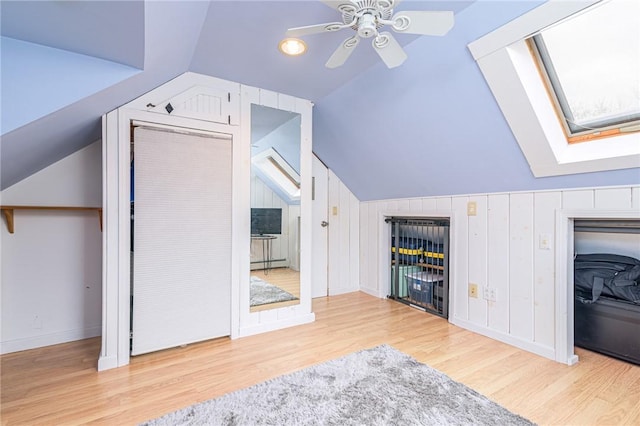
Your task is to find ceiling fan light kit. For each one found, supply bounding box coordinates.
[286,0,454,69]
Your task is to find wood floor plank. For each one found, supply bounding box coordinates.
[2,291,639,425]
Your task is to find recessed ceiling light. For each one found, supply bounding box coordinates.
[278,38,307,56]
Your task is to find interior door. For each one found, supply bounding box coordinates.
[312,154,329,298]
[131,126,232,355]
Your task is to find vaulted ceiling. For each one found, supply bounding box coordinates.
[2,0,637,198]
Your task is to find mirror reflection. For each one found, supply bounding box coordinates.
[250,104,301,312]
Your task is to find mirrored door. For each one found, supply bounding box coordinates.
[249,104,301,312]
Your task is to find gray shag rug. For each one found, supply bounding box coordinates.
[140,344,535,426]
[250,276,298,307]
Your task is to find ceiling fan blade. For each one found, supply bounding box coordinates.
[372,32,407,68]
[391,10,454,36]
[321,0,357,13]
[377,0,400,11]
[286,22,346,37]
[325,35,360,68]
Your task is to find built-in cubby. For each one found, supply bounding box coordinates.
[573,219,640,365]
[386,217,450,318]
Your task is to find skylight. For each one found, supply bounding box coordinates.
[468,0,640,177]
[252,148,300,200]
[531,0,640,139]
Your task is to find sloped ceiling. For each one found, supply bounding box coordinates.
[2,0,638,196]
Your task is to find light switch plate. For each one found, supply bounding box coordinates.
[539,233,551,250]
[467,201,477,216]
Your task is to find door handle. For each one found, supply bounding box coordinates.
[321,221,329,227]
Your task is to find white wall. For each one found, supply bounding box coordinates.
[1,141,102,354]
[359,185,639,363]
[327,170,359,296]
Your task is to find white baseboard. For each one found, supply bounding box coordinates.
[359,286,380,298]
[97,354,119,371]
[0,326,102,355]
[236,313,315,338]
[449,317,558,362]
[328,288,359,296]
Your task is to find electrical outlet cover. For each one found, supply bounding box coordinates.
[469,283,478,298]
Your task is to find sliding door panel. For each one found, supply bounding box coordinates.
[132,126,232,355]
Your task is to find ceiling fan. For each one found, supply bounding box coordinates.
[286,0,454,69]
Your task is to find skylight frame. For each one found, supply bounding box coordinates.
[252,147,301,201]
[467,0,640,178]
[528,0,640,141]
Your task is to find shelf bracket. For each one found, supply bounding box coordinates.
[2,208,15,234]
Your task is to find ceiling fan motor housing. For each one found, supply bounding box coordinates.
[343,0,394,38]
[357,13,377,38]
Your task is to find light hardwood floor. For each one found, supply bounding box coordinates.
[2,292,639,425]
[250,267,300,312]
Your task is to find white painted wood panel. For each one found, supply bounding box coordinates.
[397,199,410,211]
[562,189,594,209]
[385,200,399,212]
[327,170,360,295]
[337,179,351,294]
[359,185,639,365]
[349,192,360,294]
[359,203,370,294]
[594,187,632,209]
[486,194,509,333]
[365,202,380,296]
[288,205,301,271]
[468,196,488,326]
[150,86,233,125]
[312,155,329,298]
[451,196,469,321]
[409,198,422,212]
[422,198,437,211]
[258,89,278,109]
[533,191,561,348]
[277,93,295,112]
[508,193,534,341]
[436,197,453,211]
[327,170,341,295]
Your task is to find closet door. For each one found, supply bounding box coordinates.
[131,126,232,355]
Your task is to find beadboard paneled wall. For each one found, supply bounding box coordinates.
[359,185,640,362]
[327,169,360,296]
